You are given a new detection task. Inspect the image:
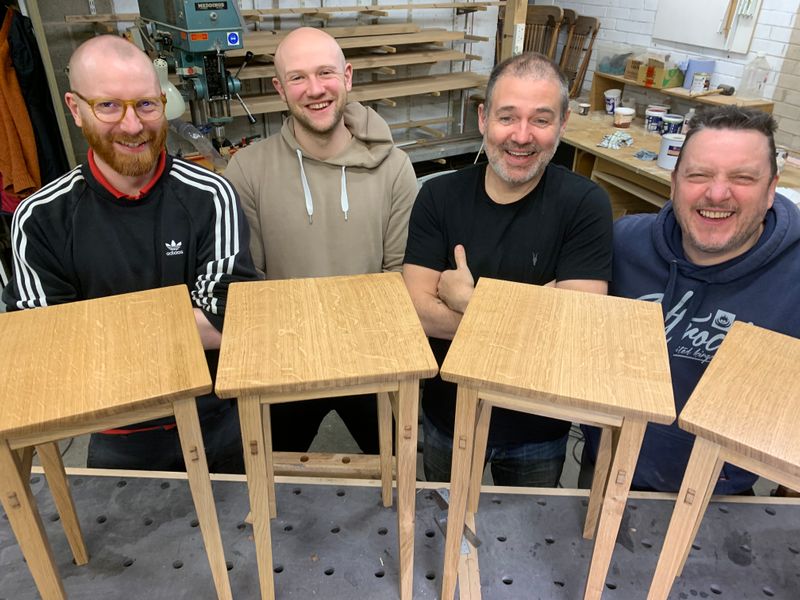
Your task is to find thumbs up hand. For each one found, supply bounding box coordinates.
[437,244,475,314]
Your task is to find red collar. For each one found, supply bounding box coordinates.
[88,149,167,200]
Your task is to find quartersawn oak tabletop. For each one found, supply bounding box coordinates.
[680,321,800,475]
[215,272,438,398]
[0,285,212,439]
[440,278,675,425]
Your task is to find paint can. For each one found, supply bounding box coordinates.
[661,114,684,135]
[645,107,667,133]
[604,88,622,115]
[690,72,711,94]
[578,102,591,116]
[657,133,686,170]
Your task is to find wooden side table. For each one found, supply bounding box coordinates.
[0,286,232,600]
[438,278,675,600]
[215,272,438,600]
[648,322,800,599]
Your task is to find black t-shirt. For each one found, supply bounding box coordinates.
[404,162,613,445]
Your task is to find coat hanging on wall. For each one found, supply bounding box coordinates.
[0,5,40,212]
[8,5,69,188]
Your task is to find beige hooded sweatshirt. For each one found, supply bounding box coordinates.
[224,102,418,279]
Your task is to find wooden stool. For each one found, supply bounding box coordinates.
[215,272,437,600]
[648,322,800,599]
[0,286,232,600]
[438,278,675,600]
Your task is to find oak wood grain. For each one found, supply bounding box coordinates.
[679,321,800,478]
[0,286,212,439]
[216,273,438,398]
[441,278,675,424]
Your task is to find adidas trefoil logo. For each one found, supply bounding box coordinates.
[165,240,184,257]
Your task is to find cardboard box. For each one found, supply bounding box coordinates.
[624,57,642,80]
[637,64,684,89]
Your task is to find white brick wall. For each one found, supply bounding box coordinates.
[539,0,800,147]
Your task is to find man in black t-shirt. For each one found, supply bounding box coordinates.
[403,52,613,486]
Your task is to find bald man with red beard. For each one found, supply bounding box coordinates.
[3,35,261,472]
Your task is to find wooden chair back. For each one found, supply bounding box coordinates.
[559,15,600,97]
[523,6,564,60]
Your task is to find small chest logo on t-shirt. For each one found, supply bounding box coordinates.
[165,240,184,257]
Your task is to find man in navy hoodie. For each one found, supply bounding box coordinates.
[583,106,800,494]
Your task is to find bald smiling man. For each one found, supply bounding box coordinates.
[225,27,418,455]
[3,35,260,472]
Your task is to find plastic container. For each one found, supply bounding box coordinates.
[661,114,684,135]
[594,42,644,76]
[657,134,686,170]
[739,52,771,99]
[614,107,635,128]
[681,108,696,135]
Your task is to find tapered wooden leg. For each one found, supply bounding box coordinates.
[584,418,647,600]
[0,439,66,600]
[647,438,722,600]
[173,398,233,600]
[239,395,276,600]
[457,511,482,598]
[377,391,393,508]
[396,379,420,600]
[260,404,277,519]
[676,447,722,577]
[583,426,617,540]
[441,385,480,600]
[467,401,491,514]
[18,447,34,477]
[36,442,89,565]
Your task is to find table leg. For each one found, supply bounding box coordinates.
[457,511,482,599]
[173,398,233,600]
[377,391,393,508]
[395,379,420,600]
[441,385,480,600]
[239,395,276,600]
[36,442,89,565]
[18,447,34,477]
[583,426,616,540]
[467,401,491,514]
[0,439,65,600]
[676,447,722,578]
[260,403,277,519]
[647,438,722,600]
[583,418,646,600]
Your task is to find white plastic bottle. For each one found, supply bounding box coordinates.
[739,52,771,99]
[681,108,695,134]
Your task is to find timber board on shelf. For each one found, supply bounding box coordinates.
[241,23,421,45]
[64,3,505,24]
[228,29,467,58]
[232,72,488,117]
[239,49,475,80]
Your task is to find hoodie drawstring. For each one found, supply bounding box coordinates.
[295,148,350,223]
[340,166,349,221]
[296,148,314,224]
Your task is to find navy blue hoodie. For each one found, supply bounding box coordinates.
[585,195,800,493]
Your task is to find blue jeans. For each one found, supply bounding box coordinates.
[422,413,567,487]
